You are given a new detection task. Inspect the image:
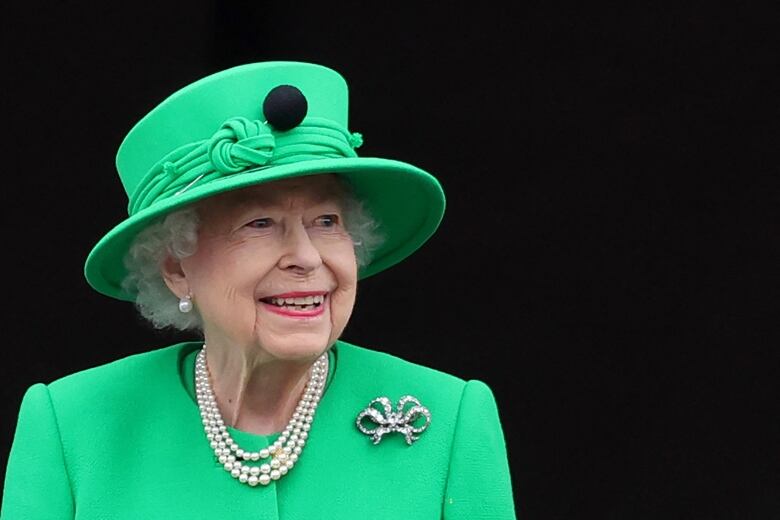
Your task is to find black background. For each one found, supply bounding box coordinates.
[2,3,779,518]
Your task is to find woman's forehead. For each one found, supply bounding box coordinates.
[203,175,346,210]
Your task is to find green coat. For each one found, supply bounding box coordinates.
[2,341,516,519]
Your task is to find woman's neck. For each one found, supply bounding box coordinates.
[204,342,319,435]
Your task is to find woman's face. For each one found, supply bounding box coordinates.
[172,175,358,363]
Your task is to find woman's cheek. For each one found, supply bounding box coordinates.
[329,278,357,338]
[212,286,254,338]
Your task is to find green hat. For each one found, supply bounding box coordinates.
[84,61,446,301]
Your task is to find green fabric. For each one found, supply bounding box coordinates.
[129,117,361,215]
[2,341,516,519]
[84,61,446,302]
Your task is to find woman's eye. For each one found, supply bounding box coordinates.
[314,214,340,227]
[246,218,273,228]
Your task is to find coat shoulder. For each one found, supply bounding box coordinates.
[45,342,193,408]
[334,340,468,402]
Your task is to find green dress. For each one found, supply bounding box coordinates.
[2,340,516,519]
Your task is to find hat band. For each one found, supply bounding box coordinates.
[127,116,364,215]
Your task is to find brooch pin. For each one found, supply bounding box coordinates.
[355,395,431,445]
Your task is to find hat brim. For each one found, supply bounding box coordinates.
[84,157,446,301]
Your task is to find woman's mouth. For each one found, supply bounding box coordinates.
[258,292,327,317]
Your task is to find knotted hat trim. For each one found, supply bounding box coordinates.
[128,116,364,215]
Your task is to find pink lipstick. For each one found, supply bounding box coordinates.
[259,292,328,318]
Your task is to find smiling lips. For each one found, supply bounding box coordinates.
[259,291,328,318]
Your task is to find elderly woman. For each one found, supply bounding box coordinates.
[2,62,516,519]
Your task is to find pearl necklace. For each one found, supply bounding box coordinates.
[195,345,328,486]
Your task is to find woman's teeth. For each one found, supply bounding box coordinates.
[265,294,325,311]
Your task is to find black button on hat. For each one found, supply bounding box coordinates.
[263,85,308,131]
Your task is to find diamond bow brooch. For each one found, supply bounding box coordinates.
[355,395,431,445]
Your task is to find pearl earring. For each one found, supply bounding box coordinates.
[179,294,193,313]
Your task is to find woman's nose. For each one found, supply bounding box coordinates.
[278,222,323,273]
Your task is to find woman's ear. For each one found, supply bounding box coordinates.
[161,253,189,299]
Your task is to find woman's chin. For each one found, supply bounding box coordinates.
[250,300,336,358]
[252,333,332,362]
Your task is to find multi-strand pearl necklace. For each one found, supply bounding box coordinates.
[195,345,328,486]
